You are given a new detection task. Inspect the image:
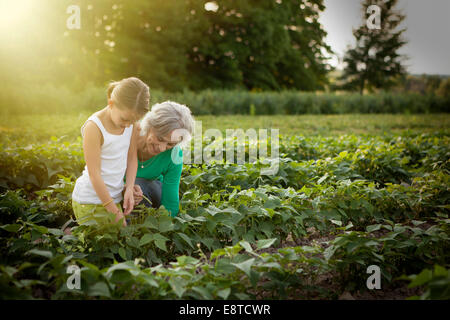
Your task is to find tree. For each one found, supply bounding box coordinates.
[9,0,332,92]
[436,78,450,98]
[340,0,407,94]
[185,0,332,91]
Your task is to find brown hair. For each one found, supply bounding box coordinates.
[107,77,150,116]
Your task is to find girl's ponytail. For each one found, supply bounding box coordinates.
[107,81,120,99]
[107,77,150,116]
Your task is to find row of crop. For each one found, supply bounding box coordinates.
[1,133,447,254]
[1,191,448,299]
[3,148,446,254]
[177,90,450,115]
[2,84,449,116]
[16,163,448,254]
[1,132,448,193]
[2,186,449,294]
[0,137,84,192]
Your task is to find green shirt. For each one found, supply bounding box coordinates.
[136,145,183,216]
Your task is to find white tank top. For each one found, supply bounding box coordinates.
[72,114,133,204]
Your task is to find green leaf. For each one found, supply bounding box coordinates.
[88,282,111,298]
[347,241,360,253]
[217,288,231,300]
[211,248,226,260]
[258,222,274,238]
[317,173,328,184]
[126,237,140,248]
[339,151,348,158]
[176,255,199,265]
[168,277,187,298]
[153,233,168,252]
[239,240,253,252]
[256,238,277,250]
[177,233,194,249]
[409,269,433,288]
[205,205,221,216]
[249,270,260,287]
[433,265,447,278]
[143,216,158,230]
[141,274,159,287]
[264,197,281,209]
[48,228,64,236]
[232,258,255,277]
[118,247,127,260]
[324,246,336,261]
[30,224,48,234]
[192,286,213,300]
[366,224,382,233]
[139,234,153,246]
[26,249,53,259]
[215,258,235,274]
[234,292,249,300]
[0,224,21,232]
[159,215,175,233]
[201,237,214,250]
[372,252,385,262]
[106,261,138,276]
[331,219,342,226]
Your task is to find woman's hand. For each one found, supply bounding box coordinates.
[123,187,134,216]
[104,201,127,227]
[133,185,143,206]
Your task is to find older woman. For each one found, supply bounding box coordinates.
[131,101,194,217]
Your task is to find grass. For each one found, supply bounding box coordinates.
[1,113,449,143]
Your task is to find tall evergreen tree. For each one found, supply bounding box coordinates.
[340,0,407,94]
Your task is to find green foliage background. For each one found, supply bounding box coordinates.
[0,0,332,92]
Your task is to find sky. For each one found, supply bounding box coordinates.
[319,0,450,75]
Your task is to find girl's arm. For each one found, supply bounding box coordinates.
[123,125,139,215]
[83,121,125,225]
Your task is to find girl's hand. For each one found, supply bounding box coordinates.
[123,187,134,216]
[115,210,127,227]
[104,201,127,227]
[133,185,143,206]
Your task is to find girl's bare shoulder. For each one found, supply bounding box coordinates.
[93,107,108,121]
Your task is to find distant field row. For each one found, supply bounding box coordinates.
[1,85,449,117]
[0,113,449,143]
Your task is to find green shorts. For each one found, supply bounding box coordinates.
[72,200,123,226]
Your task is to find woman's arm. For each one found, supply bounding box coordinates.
[161,147,183,217]
[123,125,139,215]
[83,121,125,224]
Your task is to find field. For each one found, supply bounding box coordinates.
[0,113,449,300]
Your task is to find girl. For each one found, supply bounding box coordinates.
[71,77,150,227]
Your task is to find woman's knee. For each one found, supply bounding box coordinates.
[147,180,162,208]
[135,178,162,209]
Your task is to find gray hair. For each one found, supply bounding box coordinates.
[139,101,195,147]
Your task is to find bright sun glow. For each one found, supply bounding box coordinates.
[0,0,35,36]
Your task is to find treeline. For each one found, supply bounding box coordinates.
[1,0,331,92]
[394,75,450,96]
[1,84,448,116]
